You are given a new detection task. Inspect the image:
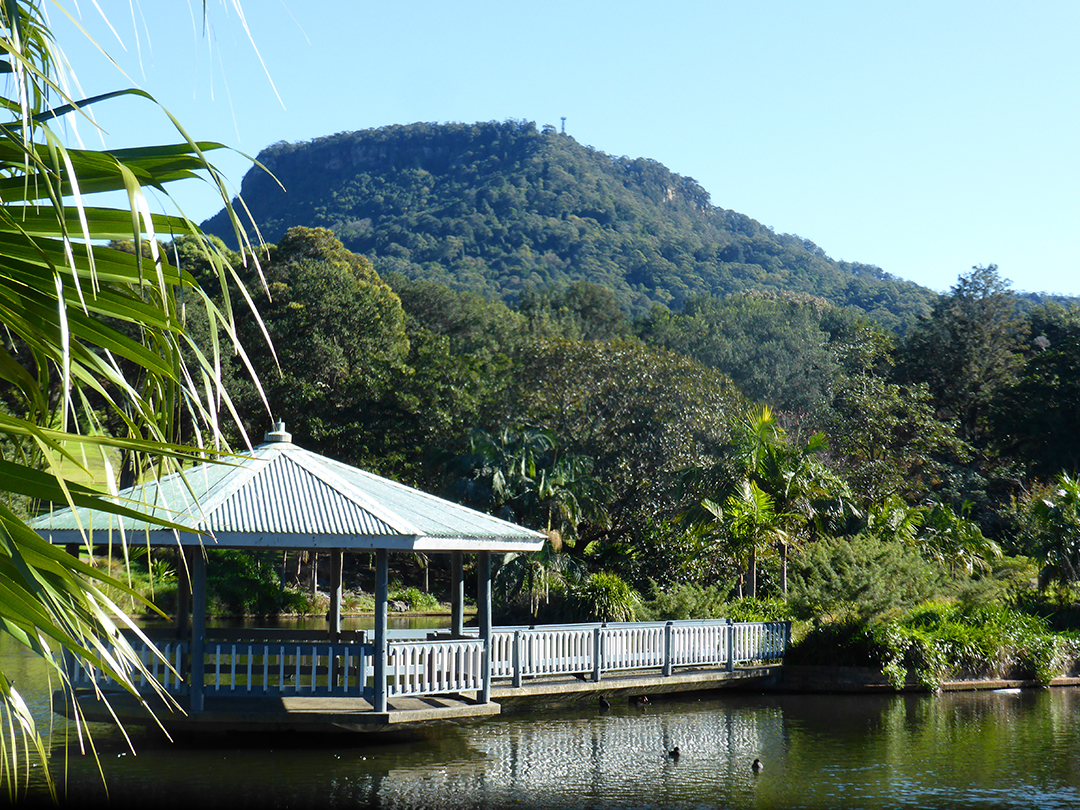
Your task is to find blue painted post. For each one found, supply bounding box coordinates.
[374,548,389,712]
[190,549,207,713]
[451,551,465,637]
[662,622,674,677]
[478,551,492,704]
[329,550,343,645]
[726,620,735,672]
[512,629,522,688]
[592,627,602,682]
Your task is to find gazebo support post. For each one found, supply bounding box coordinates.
[478,551,492,704]
[451,551,464,637]
[176,558,190,641]
[373,548,389,713]
[329,550,343,644]
[189,548,207,714]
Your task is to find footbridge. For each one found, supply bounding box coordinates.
[63,619,789,734]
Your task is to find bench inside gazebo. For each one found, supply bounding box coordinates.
[34,423,546,733]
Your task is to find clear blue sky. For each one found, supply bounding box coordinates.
[51,0,1080,296]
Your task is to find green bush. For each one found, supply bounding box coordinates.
[724,597,793,623]
[392,586,441,612]
[789,601,1079,690]
[206,549,309,616]
[562,571,640,623]
[638,582,729,620]
[789,533,944,622]
[1011,587,1080,632]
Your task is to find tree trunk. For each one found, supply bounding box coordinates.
[780,542,788,596]
[748,545,757,598]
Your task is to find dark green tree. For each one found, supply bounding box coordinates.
[994,302,1080,478]
[499,338,746,565]
[228,227,411,466]
[823,325,969,503]
[898,265,1026,445]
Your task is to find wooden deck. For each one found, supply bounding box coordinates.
[61,689,501,734]
[60,663,782,736]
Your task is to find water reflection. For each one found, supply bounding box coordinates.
[7,624,1080,809]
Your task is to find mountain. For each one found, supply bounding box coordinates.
[203,120,938,330]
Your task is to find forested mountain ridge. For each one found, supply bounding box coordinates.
[204,120,938,331]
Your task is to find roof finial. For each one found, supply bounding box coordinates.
[265,421,292,443]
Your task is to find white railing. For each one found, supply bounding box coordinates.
[68,621,788,702]
[386,639,485,697]
[489,620,789,686]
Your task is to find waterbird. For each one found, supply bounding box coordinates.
[751,758,763,773]
[668,746,680,759]
[598,695,611,710]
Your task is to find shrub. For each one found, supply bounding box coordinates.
[392,586,441,612]
[724,597,793,623]
[790,601,1078,690]
[562,571,640,623]
[206,549,309,616]
[789,533,944,622]
[638,582,729,620]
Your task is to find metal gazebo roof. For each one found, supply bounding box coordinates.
[33,424,546,553]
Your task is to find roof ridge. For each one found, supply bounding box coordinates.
[276,445,423,536]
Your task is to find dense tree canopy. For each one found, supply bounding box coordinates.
[204,121,939,330]
[639,289,859,413]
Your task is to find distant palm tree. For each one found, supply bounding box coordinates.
[443,426,609,544]
[919,501,1001,577]
[703,480,792,598]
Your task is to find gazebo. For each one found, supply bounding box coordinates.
[34,423,546,731]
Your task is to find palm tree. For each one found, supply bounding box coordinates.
[443,426,608,615]
[1025,473,1080,589]
[443,426,609,543]
[687,405,857,596]
[703,480,793,598]
[0,2,264,795]
[918,501,1001,577]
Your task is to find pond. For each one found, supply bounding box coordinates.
[9,628,1080,809]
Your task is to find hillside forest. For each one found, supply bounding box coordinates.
[102,122,1080,687]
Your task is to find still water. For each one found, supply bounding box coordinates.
[9,626,1080,809]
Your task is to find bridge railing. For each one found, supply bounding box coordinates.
[488,620,789,687]
[68,620,788,701]
[386,638,485,697]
